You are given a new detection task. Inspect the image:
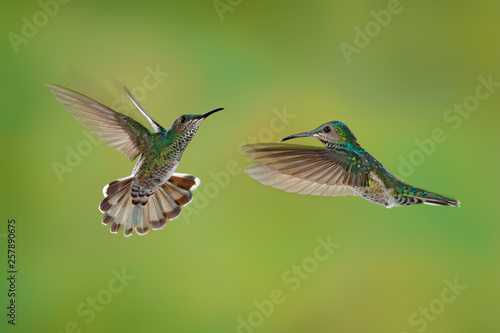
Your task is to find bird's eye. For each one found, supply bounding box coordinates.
[179,116,186,123]
[323,126,331,133]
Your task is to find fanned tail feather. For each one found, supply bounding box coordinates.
[99,173,200,237]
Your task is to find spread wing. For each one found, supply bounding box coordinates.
[47,83,152,160]
[241,143,370,196]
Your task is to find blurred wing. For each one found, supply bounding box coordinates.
[47,83,152,160]
[241,143,369,197]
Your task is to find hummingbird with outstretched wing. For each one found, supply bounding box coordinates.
[47,84,223,236]
[241,121,459,208]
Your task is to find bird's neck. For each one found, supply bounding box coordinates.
[164,129,197,156]
[326,140,363,153]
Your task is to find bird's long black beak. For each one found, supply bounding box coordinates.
[197,107,224,119]
[279,131,314,142]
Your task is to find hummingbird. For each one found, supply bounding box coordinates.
[241,121,460,208]
[47,83,223,236]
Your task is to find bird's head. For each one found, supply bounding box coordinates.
[170,108,223,136]
[280,121,358,147]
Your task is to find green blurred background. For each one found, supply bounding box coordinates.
[1,0,499,332]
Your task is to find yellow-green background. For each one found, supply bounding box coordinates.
[1,0,499,332]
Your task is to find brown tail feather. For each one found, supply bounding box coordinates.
[148,194,166,230]
[99,173,200,236]
[156,187,181,219]
[169,173,199,190]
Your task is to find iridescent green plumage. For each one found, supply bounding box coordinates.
[242,120,459,208]
[47,83,223,236]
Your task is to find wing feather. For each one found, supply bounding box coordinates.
[241,143,368,197]
[47,83,152,160]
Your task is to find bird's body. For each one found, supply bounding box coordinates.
[242,121,459,208]
[47,84,222,236]
[130,130,191,202]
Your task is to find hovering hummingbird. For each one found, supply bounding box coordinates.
[47,83,223,236]
[241,121,459,208]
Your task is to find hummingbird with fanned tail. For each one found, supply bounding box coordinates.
[47,84,223,236]
[241,121,459,208]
